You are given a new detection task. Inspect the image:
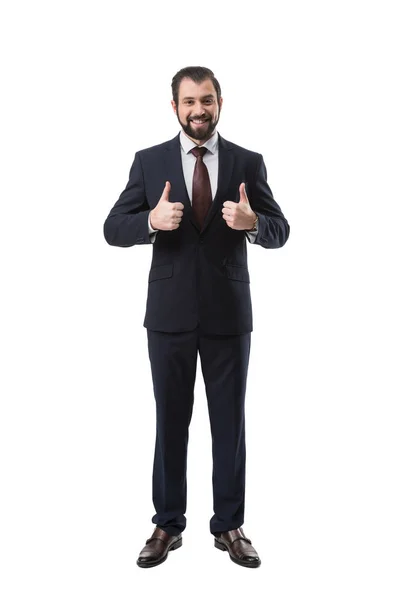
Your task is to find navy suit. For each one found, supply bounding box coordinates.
[104,132,289,535]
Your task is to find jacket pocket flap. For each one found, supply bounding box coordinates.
[225,265,250,283]
[149,263,173,282]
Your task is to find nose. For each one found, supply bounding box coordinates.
[192,102,206,115]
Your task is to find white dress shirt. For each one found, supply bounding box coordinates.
[148,130,258,243]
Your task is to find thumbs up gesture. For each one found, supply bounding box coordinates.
[150,181,185,231]
[222,183,257,230]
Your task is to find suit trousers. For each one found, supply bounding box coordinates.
[147,325,251,536]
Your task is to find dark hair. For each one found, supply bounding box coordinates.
[171,66,221,105]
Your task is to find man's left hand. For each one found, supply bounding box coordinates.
[222,183,256,230]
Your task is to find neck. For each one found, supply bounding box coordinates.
[184,129,216,146]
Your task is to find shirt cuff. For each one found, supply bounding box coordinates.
[148,212,158,242]
[245,215,259,243]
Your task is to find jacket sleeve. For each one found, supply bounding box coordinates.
[103,152,152,247]
[247,154,290,249]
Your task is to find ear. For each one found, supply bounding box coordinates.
[219,97,223,111]
[171,99,177,115]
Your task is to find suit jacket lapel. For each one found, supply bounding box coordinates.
[163,132,191,209]
[202,133,234,233]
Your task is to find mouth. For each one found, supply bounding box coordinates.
[190,118,209,126]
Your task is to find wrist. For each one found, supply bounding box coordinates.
[246,213,258,232]
[149,209,158,231]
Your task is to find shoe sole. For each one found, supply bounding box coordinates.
[214,539,261,568]
[136,537,182,568]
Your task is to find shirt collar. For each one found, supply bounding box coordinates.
[179,129,219,155]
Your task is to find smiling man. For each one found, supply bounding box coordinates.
[175,78,221,142]
[104,66,290,569]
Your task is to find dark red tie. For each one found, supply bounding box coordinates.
[190,146,212,229]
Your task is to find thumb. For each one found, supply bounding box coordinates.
[239,182,249,203]
[161,181,171,201]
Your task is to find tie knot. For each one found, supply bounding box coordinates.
[191,146,207,159]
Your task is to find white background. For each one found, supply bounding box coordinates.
[1,0,399,598]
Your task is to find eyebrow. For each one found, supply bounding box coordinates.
[182,94,215,100]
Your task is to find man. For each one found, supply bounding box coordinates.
[103,66,290,569]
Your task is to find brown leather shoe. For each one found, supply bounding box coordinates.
[214,527,261,568]
[136,527,182,568]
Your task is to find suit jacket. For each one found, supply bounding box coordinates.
[103,132,290,334]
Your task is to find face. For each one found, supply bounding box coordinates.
[171,78,223,144]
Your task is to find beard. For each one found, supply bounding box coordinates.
[177,110,220,142]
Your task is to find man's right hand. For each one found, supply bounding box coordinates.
[149,182,184,231]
